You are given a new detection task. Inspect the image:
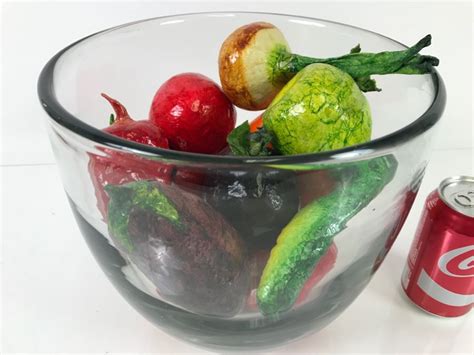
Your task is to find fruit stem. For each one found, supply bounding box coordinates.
[101,93,131,122]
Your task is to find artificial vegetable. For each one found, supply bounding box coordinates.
[256,155,398,314]
[219,22,438,110]
[295,243,338,305]
[149,73,236,154]
[106,180,249,316]
[204,168,300,248]
[263,63,372,155]
[101,93,169,147]
[228,63,372,156]
[88,94,172,218]
[246,244,337,310]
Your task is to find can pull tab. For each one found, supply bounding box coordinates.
[454,190,474,208]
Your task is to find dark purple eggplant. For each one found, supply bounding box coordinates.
[105,181,249,317]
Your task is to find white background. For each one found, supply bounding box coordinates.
[1,1,473,354]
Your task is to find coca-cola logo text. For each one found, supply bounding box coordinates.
[438,246,474,278]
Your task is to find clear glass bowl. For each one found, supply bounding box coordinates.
[38,12,445,350]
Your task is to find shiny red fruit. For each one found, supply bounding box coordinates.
[295,243,338,304]
[102,93,169,148]
[149,73,236,154]
[89,94,172,218]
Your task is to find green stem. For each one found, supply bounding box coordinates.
[278,35,437,84]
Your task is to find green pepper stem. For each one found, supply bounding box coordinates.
[281,34,438,81]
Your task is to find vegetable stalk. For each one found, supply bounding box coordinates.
[219,22,439,110]
[274,35,438,80]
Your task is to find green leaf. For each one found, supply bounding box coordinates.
[105,185,135,252]
[350,44,361,54]
[131,182,181,227]
[227,121,274,156]
[227,121,252,156]
[105,181,182,252]
[395,54,439,74]
[349,44,381,92]
[249,128,274,156]
[355,76,381,92]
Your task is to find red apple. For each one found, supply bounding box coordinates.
[149,73,236,154]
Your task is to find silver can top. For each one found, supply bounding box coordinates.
[438,176,474,218]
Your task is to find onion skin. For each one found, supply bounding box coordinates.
[218,22,290,110]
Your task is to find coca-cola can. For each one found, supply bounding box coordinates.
[402,176,474,317]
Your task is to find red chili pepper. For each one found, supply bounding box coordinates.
[296,243,338,305]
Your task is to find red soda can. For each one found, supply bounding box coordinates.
[402,176,474,317]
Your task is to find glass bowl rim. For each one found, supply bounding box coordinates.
[37,11,446,165]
